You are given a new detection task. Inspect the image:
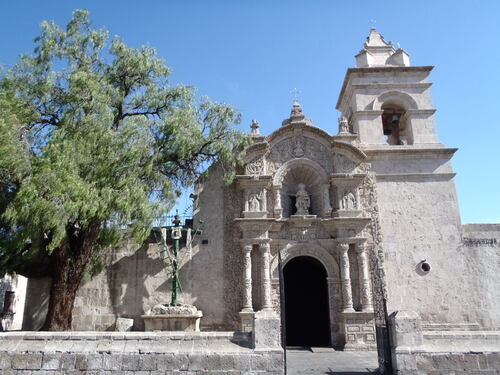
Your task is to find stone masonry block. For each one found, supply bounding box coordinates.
[252,310,281,349]
[415,354,433,371]
[396,353,417,371]
[12,353,43,370]
[218,354,236,370]
[389,310,423,348]
[157,353,189,371]
[232,354,251,371]
[74,353,102,370]
[250,354,268,371]
[103,353,122,370]
[461,354,481,370]
[486,353,500,369]
[139,354,157,370]
[267,352,285,372]
[41,353,62,370]
[0,352,12,369]
[121,354,140,370]
[188,353,212,371]
[59,354,76,370]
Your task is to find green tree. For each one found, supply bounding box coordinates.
[0,10,247,330]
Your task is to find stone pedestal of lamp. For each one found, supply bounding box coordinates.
[142,304,203,332]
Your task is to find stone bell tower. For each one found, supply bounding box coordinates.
[336,29,468,328]
[337,28,440,146]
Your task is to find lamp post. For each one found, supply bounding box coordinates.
[170,214,182,306]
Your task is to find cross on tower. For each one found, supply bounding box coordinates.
[290,88,301,103]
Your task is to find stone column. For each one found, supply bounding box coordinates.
[322,183,332,217]
[338,243,354,312]
[242,244,253,311]
[356,244,373,311]
[261,188,267,212]
[243,189,250,212]
[260,242,273,310]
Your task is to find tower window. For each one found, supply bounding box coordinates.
[381,105,406,145]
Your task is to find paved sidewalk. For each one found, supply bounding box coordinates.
[286,349,379,375]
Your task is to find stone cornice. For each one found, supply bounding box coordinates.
[331,140,368,161]
[336,65,434,110]
[244,141,269,155]
[351,82,432,90]
[350,110,384,122]
[375,172,457,181]
[266,122,334,144]
[363,147,458,159]
[236,175,273,188]
[405,109,437,116]
[320,217,371,231]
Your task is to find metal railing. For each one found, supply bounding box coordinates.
[152,215,193,228]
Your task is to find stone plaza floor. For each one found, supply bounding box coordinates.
[286,349,379,375]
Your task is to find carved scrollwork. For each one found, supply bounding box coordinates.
[245,157,264,175]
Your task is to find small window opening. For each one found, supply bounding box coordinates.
[382,106,406,145]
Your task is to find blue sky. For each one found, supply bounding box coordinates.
[1,0,499,223]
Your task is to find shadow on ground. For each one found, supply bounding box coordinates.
[286,349,379,375]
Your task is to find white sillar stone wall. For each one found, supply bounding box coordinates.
[0,273,27,330]
[376,169,500,329]
[461,223,500,329]
[377,174,465,322]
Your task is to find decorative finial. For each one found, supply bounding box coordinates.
[250,119,260,136]
[338,116,350,135]
[290,101,304,121]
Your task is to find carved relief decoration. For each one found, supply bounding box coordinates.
[272,222,329,241]
[358,172,388,326]
[267,136,332,174]
[332,152,358,174]
[245,157,264,176]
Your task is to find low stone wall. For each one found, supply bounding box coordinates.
[390,310,500,374]
[0,331,284,375]
[395,349,500,374]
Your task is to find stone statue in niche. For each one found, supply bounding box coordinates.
[338,116,350,134]
[295,183,310,215]
[341,190,357,210]
[248,191,261,212]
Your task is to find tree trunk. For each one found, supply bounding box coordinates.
[41,222,99,331]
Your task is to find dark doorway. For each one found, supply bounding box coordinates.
[283,256,330,347]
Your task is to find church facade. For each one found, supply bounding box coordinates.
[191,28,500,349]
[4,28,499,374]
